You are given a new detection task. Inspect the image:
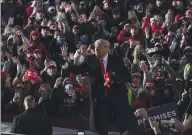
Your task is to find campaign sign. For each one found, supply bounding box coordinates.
[136,102,179,133]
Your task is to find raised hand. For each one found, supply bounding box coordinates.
[140,61,148,72]
[17,30,24,37]
[60,45,68,58]
[8,17,14,25]
[43,59,50,71]
[69,53,74,61]
[76,74,83,86]
[170,118,185,133]
[5,51,12,58]
[12,56,21,65]
[38,97,43,104]
[54,77,63,88]
[149,119,160,131]
[134,108,148,119]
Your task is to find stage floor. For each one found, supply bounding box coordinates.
[1,122,119,135]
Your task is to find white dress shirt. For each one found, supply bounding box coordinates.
[102,54,108,72]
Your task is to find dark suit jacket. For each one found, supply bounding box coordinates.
[67,54,131,101]
[11,108,53,135]
[66,54,136,133]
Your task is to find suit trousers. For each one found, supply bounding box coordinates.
[90,92,137,135]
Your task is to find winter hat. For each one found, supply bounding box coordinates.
[30,30,40,42]
[26,6,33,18]
[72,25,79,30]
[24,68,39,81]
[62,77,73,88]
[112,7,120,14]
[48,61,57,68]
[80,35,88,44]
[175,14,183,21]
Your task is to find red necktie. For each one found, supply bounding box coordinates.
[100,58,105,76]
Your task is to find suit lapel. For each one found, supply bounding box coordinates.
[106,54,113,71]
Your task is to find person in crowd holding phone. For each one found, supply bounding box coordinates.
[11,95,53,135]
[50,77,76,116]
[36,83,54,116]
[40,59,60,87]
[5,91,25,114]
[62,39,137,135]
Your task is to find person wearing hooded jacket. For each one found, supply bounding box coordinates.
[29,30,47,58]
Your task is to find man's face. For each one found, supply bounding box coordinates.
[1,20,7,27]
[47,66,57,76]
[36,12,43,20]
[131,75,141,86]
[32,34,38,41]
[72,28,79,35]
[95,43,109,58]
[35,0,41,7]
[57,36,64,41]
[128,13,136,20]
[65,84,74,95]
[41,87,50,99]
[79,3,86,11]
[41,28,49,36]
[130,28,138,36]
[124,25,130,32]
[176,1,183,8]
[146,12,151,18]
[17,0,23,7]
[71,14,77,22]
[80,45,87,53]
[145,86,155,96]
[111,27,118,34]
[156,0,163,7]
[113,14,120,19]
[1,52,6,59]
[103,3,109,9]
[14,92,21,103]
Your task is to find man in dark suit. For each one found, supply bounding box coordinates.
[11,95,53,135]
[63,39,137,135]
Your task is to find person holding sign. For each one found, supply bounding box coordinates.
[135,108,192,135]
